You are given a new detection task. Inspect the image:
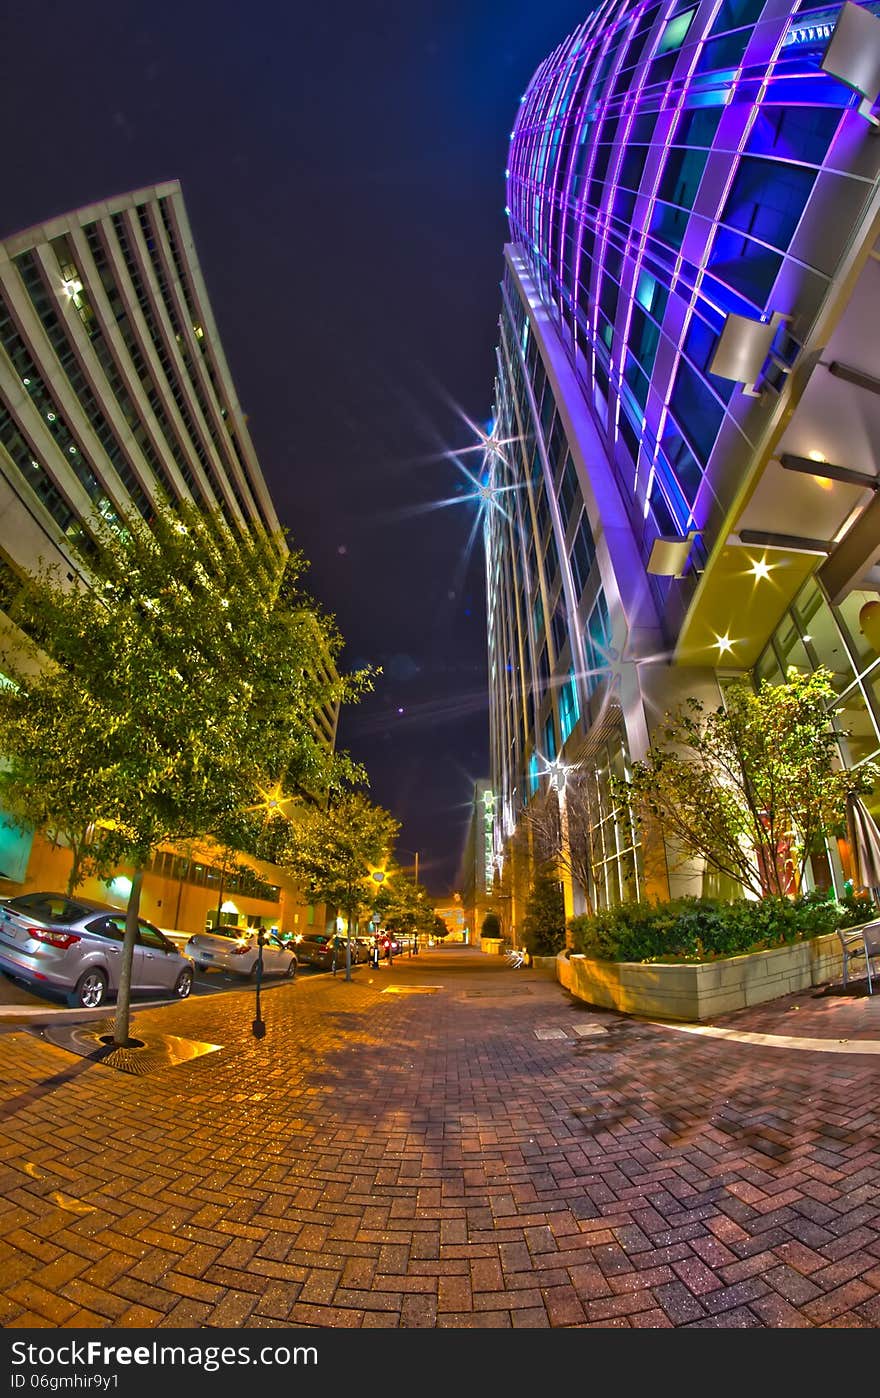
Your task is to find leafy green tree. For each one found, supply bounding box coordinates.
[432,914,450,941]
[372,869,436,942]
[521,870,566,957]
[284,793,399,980]
[0,501,370,1042]
[615,667,877,900]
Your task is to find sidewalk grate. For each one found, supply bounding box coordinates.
[32,1020,222,1075]
[461,987,534,997]
[381,985,442,995]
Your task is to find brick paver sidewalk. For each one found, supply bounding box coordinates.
[0,951,878,1328]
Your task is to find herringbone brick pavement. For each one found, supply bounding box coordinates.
[0,951,878,1328]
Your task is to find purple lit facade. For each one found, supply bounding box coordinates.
[486,0,880,918]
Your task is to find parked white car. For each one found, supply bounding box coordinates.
[184,926,297,980]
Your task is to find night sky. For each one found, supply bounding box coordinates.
[5,0,593,895]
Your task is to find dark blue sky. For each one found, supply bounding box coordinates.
[5,0,592,894]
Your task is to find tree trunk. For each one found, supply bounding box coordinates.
[66,840,82,897]
[213,852,228,930]
[345,903,353,982]
[113,866,144,1046]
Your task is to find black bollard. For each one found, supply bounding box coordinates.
[252,929,266,1038]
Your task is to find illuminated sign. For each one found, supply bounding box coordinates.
[483,789,495,889]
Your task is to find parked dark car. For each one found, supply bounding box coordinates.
[0,892,194,1008]
[295,932,357,970]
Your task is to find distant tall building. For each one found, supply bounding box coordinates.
[459,779,496,940]
[485,0,880,921]
[0,182,337,924]
[0,182,281,575]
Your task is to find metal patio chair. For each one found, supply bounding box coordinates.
[838,919,880,994]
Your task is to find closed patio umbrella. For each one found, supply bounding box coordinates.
[846,794,880,900]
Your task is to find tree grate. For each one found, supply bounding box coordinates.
[30,1019,222,1075]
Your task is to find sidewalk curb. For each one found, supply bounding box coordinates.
[0,962,362,1028]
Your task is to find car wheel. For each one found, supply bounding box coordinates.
[174,968,193,999]
[69,968,108,1009]
[286,956,297,979]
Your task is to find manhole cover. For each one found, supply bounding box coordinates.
[571,1024,606,1037]
[534,1027,569,1040]
[33,1020,222,1075]
[461,987,534,997]
[381,985,442,995]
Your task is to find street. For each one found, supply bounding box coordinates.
[0,945,879,1329]
[0,947,338,1016]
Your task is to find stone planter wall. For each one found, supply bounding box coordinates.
[556,929,849,1021]
[531,955,559,970]
[480,937,505,956]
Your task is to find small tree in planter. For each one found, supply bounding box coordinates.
[521,870,566,958]
[432,915,450,941]
[614,667,876,899]
[480,911,501,939]
[521,774,603,917]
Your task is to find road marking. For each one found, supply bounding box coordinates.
[660,1023,880,1054]
[20,1162,95,1214]
[47,1192,94,1214]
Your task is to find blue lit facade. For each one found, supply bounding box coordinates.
[486,0,880,917]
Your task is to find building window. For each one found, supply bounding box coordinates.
[544,713,557,762]
[657,7,697,54]
[585,592,612,695]
[529,751,540,796]
[570,514,596,598]
[559,669,580,743]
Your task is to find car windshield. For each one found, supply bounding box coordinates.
[206,926,249,940]
[4,894,90,925]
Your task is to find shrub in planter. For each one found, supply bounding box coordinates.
[480,912,501,939]
[521,871,565,957]
[568,894,845,964]
[836,889,878,927]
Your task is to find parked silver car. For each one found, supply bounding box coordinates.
[184,926,298,979]
[0,892,195,1008]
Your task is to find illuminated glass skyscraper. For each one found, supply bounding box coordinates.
[485,0,880,919]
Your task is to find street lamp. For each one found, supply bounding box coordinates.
[396,847,420,886]
[395,847,421,953]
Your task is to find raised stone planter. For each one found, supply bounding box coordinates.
[556,928,851,1022]
[530,955,560,971]
[480,937,505,956]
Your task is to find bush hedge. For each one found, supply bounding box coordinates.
[480,912,501,939]
[567,891,877,965]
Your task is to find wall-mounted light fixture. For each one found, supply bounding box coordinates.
[646,531,699,577]
[821,1,880,125]
[709,311,789,396]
